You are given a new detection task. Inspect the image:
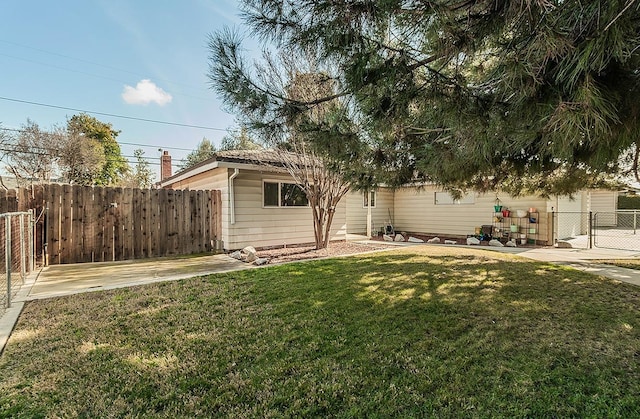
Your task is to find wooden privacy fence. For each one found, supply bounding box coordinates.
[0,185,222,264]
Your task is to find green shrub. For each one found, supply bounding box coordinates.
[618,195,640,209]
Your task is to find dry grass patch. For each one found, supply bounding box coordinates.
[593,259,640,270]
[1,246,638,417]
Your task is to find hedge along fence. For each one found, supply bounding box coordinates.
[618,195,640,210]
[0,185,222,265]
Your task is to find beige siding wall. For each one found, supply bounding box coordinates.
[165,168,231,249]
[229,171,347,249]
[346,189,395,234]
[589,190,618,226]
[393,186,550,243]
[555,194,588,237]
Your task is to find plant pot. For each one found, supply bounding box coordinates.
[502,209,511,217]
[529,228,536,234]
[494,205,502,212]
[528,207,536,213]
[510,225,518,232]
[515,209,528,218]
[520,239,526,245]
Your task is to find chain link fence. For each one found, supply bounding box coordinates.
[0,211,35,315]
[552,211,591,249]
[552,210,640,251]
[593,211,640,251]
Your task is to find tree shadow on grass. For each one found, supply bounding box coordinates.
[1,249,639,417]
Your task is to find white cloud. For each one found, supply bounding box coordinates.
[122,79,172,106]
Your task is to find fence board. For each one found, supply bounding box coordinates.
[59,185,73,263]
[150,189,160,257]
[190,191,199,253]
[0,184,221,264]
[178,190,187,255]
[95,187,106,262]
[48,185,60,264]
[81,187,94,263]
[113,188,124,261]
[71,184,83,263]
[197,191,205,253]
[121,188,133,260]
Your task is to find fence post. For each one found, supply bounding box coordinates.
[551,211,555,245]
[19,214,25,279]
[634,210,637,235]
[588,211,593,249]
[5,216,11,308]
[28,210,34,272]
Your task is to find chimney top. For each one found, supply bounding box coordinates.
[160,151,172,181]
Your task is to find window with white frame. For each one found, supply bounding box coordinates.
[263,181,309,207]
[363,190,376,208]
[434,191,475,205]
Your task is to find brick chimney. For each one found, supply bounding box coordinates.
[160,150,172,180]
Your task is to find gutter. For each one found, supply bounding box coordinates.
[229,168,239,225]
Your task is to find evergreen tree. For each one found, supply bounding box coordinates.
[209,1,640,195]
[219,127,263,151]
[180,138,217,171]
[119,149,155,189]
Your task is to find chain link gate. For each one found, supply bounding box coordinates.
[0,211,36,315]
[552,211,592,249]
[593,210,640,251]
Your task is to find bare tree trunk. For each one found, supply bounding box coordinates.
[322,208,336,249]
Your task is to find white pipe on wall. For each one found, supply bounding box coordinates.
[229,168,239,225]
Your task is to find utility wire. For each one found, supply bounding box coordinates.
[0,127,196,152]
[0,146,186,165]
[0,96,230,131]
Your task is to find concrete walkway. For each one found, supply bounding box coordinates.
[28,253,251,300]
[490,245,640,286]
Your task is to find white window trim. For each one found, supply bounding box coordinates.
[262,179,309,208]
[363,190,377,208]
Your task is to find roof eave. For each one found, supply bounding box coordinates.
[159,160,289,188]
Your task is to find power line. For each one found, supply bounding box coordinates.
[0,127,197,152]
[118,141,193,152]
[0,146,187,165]
[0,96,230,131]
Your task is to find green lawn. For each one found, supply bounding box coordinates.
[1,247,638,417]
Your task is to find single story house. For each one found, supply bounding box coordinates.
[159,150,619,250]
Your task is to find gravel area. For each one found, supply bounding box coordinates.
[256,241,396,264]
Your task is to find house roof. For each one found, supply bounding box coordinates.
[159,149,292,187]
[213,149,292,166]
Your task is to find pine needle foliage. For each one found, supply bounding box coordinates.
[209,0,640,195]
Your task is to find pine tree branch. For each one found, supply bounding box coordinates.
[603,0,637,33]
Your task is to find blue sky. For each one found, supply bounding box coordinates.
[0,0,254,176]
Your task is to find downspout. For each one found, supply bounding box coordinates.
[229,168,239,225]
[366,190,372,238]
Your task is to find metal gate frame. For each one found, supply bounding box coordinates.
[551,211,593,249]
[0,211,36,310]
[593,210,640,251]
